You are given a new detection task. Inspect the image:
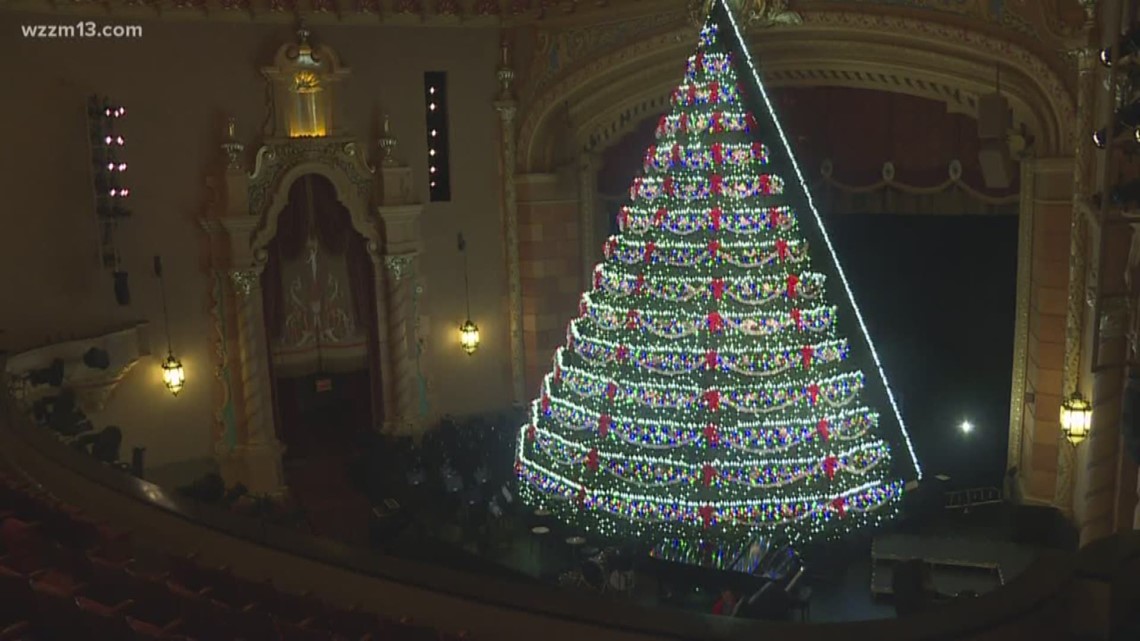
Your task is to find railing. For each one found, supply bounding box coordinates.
[0,386,1103,641]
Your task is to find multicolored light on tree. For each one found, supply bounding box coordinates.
[515,2,917,549]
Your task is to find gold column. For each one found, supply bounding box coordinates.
[382,254,418,433]
[1007,158,1036,484]
[579,151,600,290]
[1055,46,1098,513]
[223,267,286,493]
[495,41,525,406]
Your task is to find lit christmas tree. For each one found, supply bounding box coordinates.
[515,0,922,553]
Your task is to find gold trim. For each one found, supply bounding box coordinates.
[1007,158,1036,478]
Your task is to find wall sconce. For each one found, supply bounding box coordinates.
[154,256,184,396]
[1059,391,1092,446]
[457,232,480,356]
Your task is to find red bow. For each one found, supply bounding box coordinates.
[790,307,802,330]
[709,80,720,103]
[704,389,721,412]
[704,423,720,447]
[541,393,551,413]
[807,383,821,405]
[831,497,846,518]
[670,87,680,104]
[643,241,656,263]
[526,425,537,441]
[656,115,668,137]
[686,84,697,104]
[593,268,603,290]
[615,345,629,362]
[694,52,705,70]
[817,418,830,442]
[711,142,724,165]
[553,361,562,382]
[605,381,618,401]
[576,487,587,507]
[625,309,640,330]
[634,273,646,294]
[678,113,689,133]
[711,278,726,300]
[775,238,788,261]
[663,177,674,196]
[708,239,720,258]
[745,112,757,130]
[699,505,715,529]
[705,350,718,371]
[800,345,814,370]
[752,141,765,159]
[701,464,717,487]
[823,456,839,480]
[671,144,681,165]
[578,296,588,317]
[758,174,772,195]
[514,459,523,475]
[707,310,725,333]
[786,274,800,298]
[586,448,598,471]
[617,207,630,231]
[603,238,617,259]
[598,414,612,438]
[711,112,724,132]
[654,207,668,227]
[709,207,723,231]
[710,174,723,195]
[769,208,783,229]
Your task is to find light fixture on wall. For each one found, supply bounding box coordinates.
[154,256,184,396]
[457,233,479,356]
[1059,391,1092,446]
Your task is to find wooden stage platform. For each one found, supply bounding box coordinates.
[870,533,1036,597]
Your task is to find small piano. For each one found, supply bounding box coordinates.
[647,537,803,597]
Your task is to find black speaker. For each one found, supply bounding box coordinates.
[113,271,131,306]
[1123,371,1140,466]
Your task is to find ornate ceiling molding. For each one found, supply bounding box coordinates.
[518,9,1076,171]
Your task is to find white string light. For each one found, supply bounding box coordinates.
[717,0,922,480]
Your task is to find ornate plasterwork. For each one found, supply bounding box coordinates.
[229,269,260,296]
[518,10,1076,172]
[384,254,415,281]
[248,139,379,253]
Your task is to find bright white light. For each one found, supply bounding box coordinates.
[431,129,438,137]
[959,420,974,435]
[429,166,436,174]
[429,149,436,156]
[719,0,922,480]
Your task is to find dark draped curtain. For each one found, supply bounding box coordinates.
[260,174,384,440]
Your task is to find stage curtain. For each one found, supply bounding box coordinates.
[262,177,314,340]
[344,206,384,428]
[309,172,384,425]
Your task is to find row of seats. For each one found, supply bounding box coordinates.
[0,469,466,641]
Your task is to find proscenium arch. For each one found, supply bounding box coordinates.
[518,14,1074,172]
[250,160,382,262]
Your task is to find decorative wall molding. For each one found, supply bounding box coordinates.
[518,9,1076,171]
[384,254,415,281]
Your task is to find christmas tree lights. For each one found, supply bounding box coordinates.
[515,0,919,550]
